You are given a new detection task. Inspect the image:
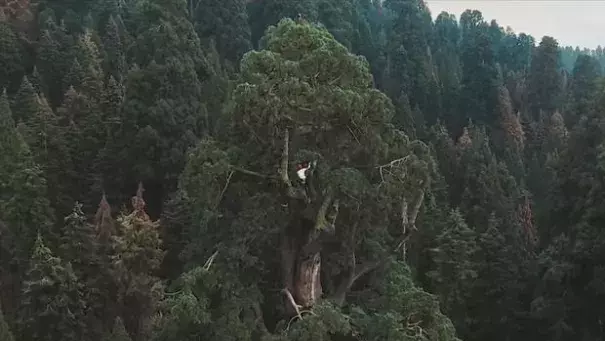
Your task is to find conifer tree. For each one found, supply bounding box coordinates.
[192,0,252,63]
[527,36,562,119]
[73,31,105,99]
[95,193,116,243]
[11,77,38,122]
[458,10,500,129]
[469,217,533,341]
[36,18,77,107]
[175,20,457,340]
[17,235,86,341]
[60,201,111,339]
[93,194,120,336]
[93,76,125,197]
[433,12,462,130]
[0,89,54,265]
[103,317,132,341]
[496,85,526,180]
[59,202,98,277]
[0,22,25,92]
[111,0,211,213]
[248,0,319,46]
[383,0,438,122]
[18,90,74,215]
[63,58,86,94]
[567,54,602,126]
[56,85,103,209]
[101,15,128,82]
[428,209,478,329]
[112,184,164,341]
[29,66,44,95]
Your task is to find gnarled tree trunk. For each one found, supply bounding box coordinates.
[281,213,323,312]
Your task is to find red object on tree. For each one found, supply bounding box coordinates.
[296,162,311,181]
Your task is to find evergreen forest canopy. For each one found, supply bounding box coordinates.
[1,0,605,340]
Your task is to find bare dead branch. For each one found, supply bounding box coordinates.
[399,175,428,259]
[282,288,303,320]
[405,315,425,338]
[377,155,412,187]
[286,309,316,331]
[401,197,409,233]
[202,250,219,271]
[407,173,430,229]
[347,125,361,145]
[332,258,384,306]
[408,190,425,229]
[279,129,292,186]
[376,156,412,171]
[231,166,274,179]
[332,232,418,306]
[214,170,234,209]
[277,129,307,201]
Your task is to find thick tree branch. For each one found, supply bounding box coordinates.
[377,156,412,184]
[214,171,234,209]
[331,172,430,306]
[313,189,334,231]
[278,129,306,200]
[202,250,219,271]
[331,227,418,307]
[399,174,428,259]
[279,129,292,187]
[407,173,429,230]
[332,255,384,307]
[282,288,303,320]
[231,167,274,179]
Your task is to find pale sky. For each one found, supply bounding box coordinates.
[426,1,605,49]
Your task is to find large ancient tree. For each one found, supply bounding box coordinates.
[179,18,433,314]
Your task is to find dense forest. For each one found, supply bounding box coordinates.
[1,0,605,340]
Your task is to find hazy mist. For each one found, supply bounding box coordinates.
[427,0,604,49]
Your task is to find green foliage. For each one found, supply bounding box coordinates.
[17,235,86,341]
[0,23,25,93]
[192,0,252,63]
[16,85,74,215]
[427,209,478,317]
[566,54,602,125]
[351,262,461,341]
[104,0,211,211]
[174,18,454,341]
[111,194,165,341]
[5,2,605,341]
[12,77,38,122]
[527,36,563,118]
[383,0,438,126]
[59,202,98,276]
[248,0,319,45]
[153,265,263,341]
[0,306,15,341]
[101,15,128,82]
[0,90,54,262]
[458,10,500,129]
[36,17,78,107]
[103,317,133,341]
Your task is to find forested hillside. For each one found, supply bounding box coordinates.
[1,0,604,340]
